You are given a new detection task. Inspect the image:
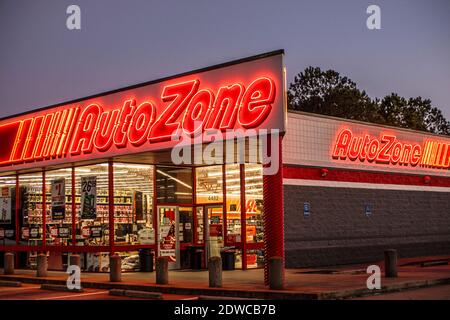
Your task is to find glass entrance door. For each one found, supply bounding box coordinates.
[205,205,224,261]
[157,206,179,269]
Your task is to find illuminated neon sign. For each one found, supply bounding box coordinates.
[332,128,450,169]
[0,76,279,168]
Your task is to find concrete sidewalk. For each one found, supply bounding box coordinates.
[1,256,450,299]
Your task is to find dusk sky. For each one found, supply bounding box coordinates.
[1,0,449,119]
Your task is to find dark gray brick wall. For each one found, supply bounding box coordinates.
[284,185,450,268]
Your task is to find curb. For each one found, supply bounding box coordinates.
[40,283,84,293]
[1,274,449,300]
[0,280,22,287]
[109,289,163,299]
[0,275,317,300]
[318,277,450,299]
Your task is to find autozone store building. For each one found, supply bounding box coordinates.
[0,50,449,278]
[0,51,286,276]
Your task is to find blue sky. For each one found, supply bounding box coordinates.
[1,0,449,119]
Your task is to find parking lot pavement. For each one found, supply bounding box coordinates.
[353,284,450,300]
[0,283,198,300]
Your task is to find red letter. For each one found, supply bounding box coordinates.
[128,101,156,147]
[150,80,199,143]
[358,135,371,161]
[205,84,244,131]
[410,144,422,166]
[182,89,214,135]
[390,142,403,164]
[348,136,364,161]
[366,139,380,162]
[70,104,102,156]
[94,109,120,151]
[332,129,353,159]
[113,99,136,148]
[238,77,275,129]
[376,134,396,164]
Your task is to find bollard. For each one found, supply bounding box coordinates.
[109,254,122,282]
[4,252,14,275]
[69,254,81,268]
[384,249,398,278]
[156,257,169,285]
[208,256,222,288]
[268,257,284,290]
[36,253,48,277]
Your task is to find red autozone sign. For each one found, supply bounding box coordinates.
[332,128,450,169]
[0,52,285,170]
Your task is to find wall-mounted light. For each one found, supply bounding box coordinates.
[424,175,431,184]
[321,168,329,177]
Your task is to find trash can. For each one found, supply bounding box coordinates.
[139,248,154,272]
[220,247,236,270]
[189,245,203,270]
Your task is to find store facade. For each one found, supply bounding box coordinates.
[283,111,450,267]
[0,50,287,276]
[2,49,449,275]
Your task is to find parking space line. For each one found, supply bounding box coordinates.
[36,291,108,300]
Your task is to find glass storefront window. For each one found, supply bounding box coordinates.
[244,164,263,244]
[246,249,264,269]
[19,172,43,247]
[74,164,109,246]
[0,175,17,246]
[19,172,43,269]
[206,205,224,258]
[196,206,204,244]
[156,166,192,204]
[179,207,193,244]
[45,168,73,246]
[225,164,241,243]
[195,165,223,204]
[113,163,154,246]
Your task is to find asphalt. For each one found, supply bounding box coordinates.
[0,283,197,300]
[1,255,450,300]
[353,284,450,300]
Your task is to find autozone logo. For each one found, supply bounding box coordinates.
[0,76,276,167]
[332,128,450,169]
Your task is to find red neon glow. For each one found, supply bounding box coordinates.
[94,109,120,151]
[238,77,276,129]
[150,80,200,143]
[113,99,136,149]
[70,104,102,156]
[128,101,156,146]
[182,89,214,135]
[332,128,450,169]
[0,76,278,168]
[0,122,21,165]
[22,116,44,161]
[204,83,244,131]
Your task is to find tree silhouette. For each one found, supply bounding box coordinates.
[288,67,450,135]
